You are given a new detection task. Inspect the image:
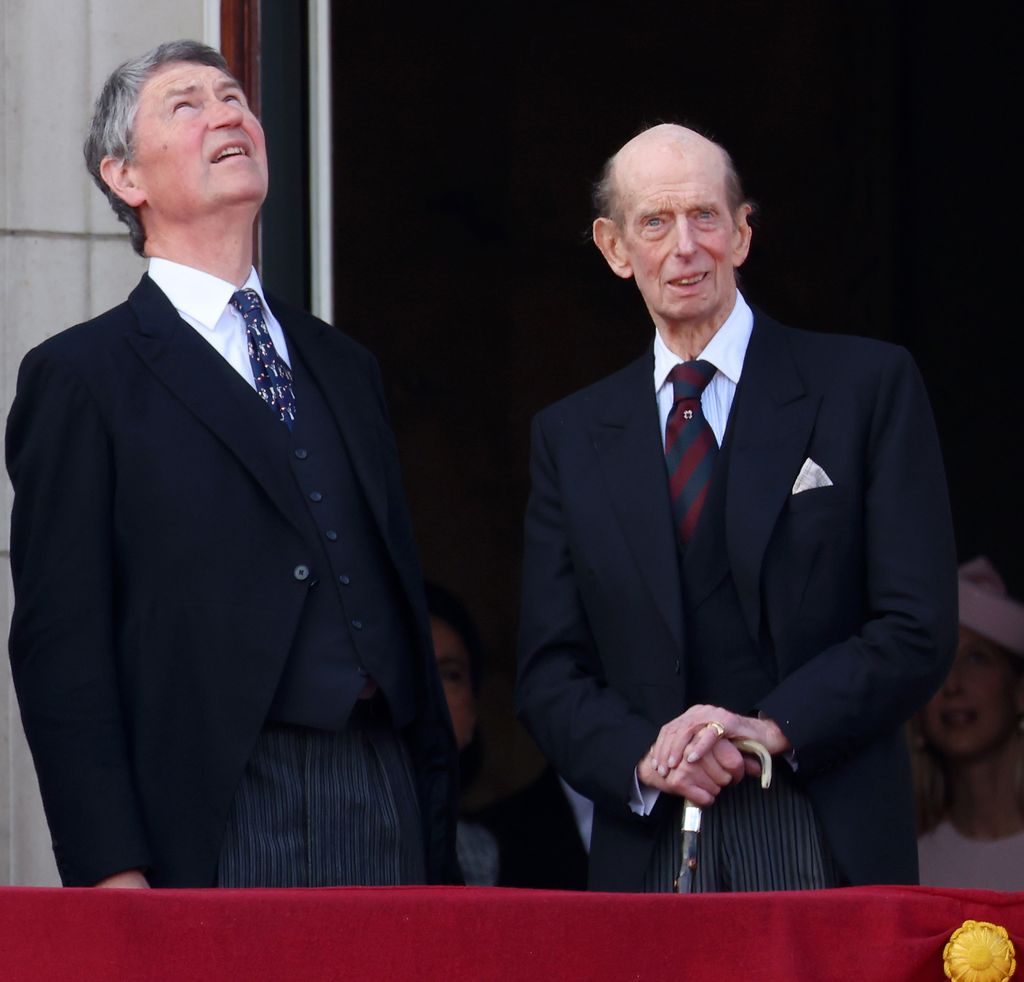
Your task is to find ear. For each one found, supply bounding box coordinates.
[593,216,634,280]
[99,156,147,209]
[731,203,753,269]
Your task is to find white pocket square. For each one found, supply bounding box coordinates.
[792,458,833,495]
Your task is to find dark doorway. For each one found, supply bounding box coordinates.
[318,4,1020,805]
[259,1,311,310]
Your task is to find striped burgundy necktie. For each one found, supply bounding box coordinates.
[664,360,718,544]
[230,288,297,430]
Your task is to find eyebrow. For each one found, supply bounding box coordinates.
[163,77,245,102]
[635,204,671,222]
[213,76,244,94]
[163,83,199,102]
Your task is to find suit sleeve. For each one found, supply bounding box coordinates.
[516,413,659,814]
[757,345,958,774]
[6,346,151,885]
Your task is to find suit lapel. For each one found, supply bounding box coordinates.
[124,276,309,536]
[726,312,820,641]
[590,353,684,650]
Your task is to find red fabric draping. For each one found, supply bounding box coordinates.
[0,884,1020,981]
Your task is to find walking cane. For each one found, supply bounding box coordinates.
[673,737,773,893]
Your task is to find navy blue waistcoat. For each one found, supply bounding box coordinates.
[264,349,418,730]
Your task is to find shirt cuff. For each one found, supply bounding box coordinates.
[628,768,660,816]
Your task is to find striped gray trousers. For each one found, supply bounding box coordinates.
[643,764,842,892]
[216,709,425,888]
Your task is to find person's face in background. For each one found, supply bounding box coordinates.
[430,615,477,751]
[921,626,1024,761]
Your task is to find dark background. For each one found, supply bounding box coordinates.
[264,2,1020,805]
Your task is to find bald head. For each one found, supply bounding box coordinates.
[594,124,747,227]
[590,122,754,346]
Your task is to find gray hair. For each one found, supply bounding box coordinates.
[592,129,750,228]
[83,40,232,256]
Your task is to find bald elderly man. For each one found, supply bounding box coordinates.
[516,124,957,892]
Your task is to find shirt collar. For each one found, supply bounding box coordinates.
[653,291,754,391]
[148,258,266,330]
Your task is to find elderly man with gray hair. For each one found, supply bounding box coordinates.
[516,123,958,892]
[6,40,460,889]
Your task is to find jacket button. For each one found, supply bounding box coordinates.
[325,529,338,541]
[293,565,310,581]
[294,448,308,460]
[309,491,323,502]
[351,619,363,630]
[339,574,351,585]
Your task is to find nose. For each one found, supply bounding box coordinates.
[208,98,245,128]
[673,217,697,257]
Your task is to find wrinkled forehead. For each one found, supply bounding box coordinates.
[615,135,728,209]
[140,60,242,104]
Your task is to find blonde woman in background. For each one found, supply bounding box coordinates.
[912,556,1024,891]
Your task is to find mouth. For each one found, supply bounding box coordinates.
[668,272,707,288]
[939,709,978,728]
[213,145,248,163]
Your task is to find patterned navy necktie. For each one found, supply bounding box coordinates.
[664,360,718,543]
[230,288,297,429]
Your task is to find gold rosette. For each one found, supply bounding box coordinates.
[943,920,1017,982]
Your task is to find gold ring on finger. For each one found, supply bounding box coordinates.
[706,721,726,738]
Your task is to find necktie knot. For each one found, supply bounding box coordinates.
[230,288,263,320]
[668,360,717,401]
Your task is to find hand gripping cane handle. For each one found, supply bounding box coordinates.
[674,737,773,892]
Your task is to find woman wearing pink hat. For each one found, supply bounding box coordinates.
[912,557,1024,890]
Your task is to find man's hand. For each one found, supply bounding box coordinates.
[95,869,150,889]
[638,735,745,805]
[638,704,791,803]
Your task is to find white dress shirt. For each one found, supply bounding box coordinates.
[653,291,753,448]
[147,258,291,387]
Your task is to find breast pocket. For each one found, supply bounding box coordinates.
[769,485,857,626]
[786,483,847,515]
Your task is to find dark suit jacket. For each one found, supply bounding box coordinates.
[516,310,957,891]
[6,275,460,887]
